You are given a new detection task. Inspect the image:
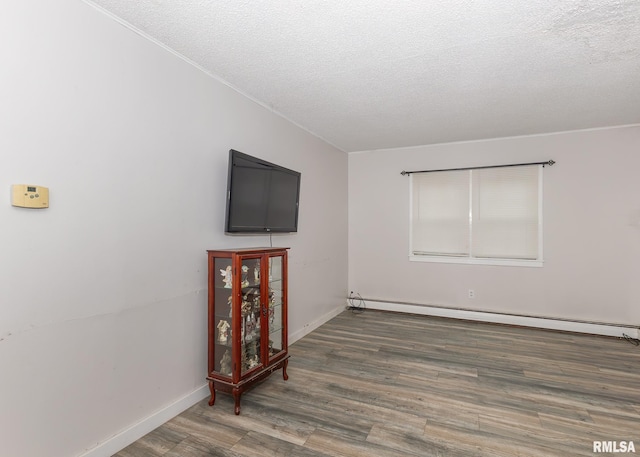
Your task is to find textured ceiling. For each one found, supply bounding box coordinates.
[86,0,640,152]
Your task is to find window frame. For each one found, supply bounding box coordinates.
[409,166,544,268]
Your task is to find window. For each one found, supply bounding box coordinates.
[410,165,543,266]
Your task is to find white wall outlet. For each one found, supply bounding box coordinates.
[468,289,475,299]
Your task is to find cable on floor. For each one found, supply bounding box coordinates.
[622,333,640,346]
[348,291,366,314]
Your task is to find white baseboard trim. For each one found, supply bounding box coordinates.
[361,300,640,339]
[78,384,209,457]
[79,306,344,457]
[289,305,345,344]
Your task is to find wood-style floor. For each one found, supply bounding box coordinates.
[114,310,640,457]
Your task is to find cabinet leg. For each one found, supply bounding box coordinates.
[282,358,289,381]
[233,389,241,415]
[208,381,216,406]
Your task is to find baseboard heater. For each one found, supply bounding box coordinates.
[357,299,640,339]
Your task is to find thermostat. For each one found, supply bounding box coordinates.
[11,184,49,208]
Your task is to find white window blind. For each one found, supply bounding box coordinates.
[411,170,469,256]
[472,165,539,260]
[410,165,542,264]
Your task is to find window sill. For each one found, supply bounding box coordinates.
[409,255,543,268]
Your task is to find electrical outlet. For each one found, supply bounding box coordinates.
[468,289,475,299]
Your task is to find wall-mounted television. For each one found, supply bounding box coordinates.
[225,149,301,233]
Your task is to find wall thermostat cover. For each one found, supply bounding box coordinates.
[11,184,49,208]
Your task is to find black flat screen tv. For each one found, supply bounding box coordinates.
[225,149,301,233]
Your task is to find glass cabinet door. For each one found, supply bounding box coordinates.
[240,256,262,376]
[268,255,285,358]
[213,257,233,377]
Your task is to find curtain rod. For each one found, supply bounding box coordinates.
[400,160,555,176]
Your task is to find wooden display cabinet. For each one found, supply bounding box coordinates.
[206,247,290,415]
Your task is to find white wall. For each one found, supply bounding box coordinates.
[349,126,640,326]
[0,1,347,456]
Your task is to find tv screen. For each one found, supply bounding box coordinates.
[225,149,301,233]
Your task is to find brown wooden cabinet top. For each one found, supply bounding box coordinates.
[207,247,289,255]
